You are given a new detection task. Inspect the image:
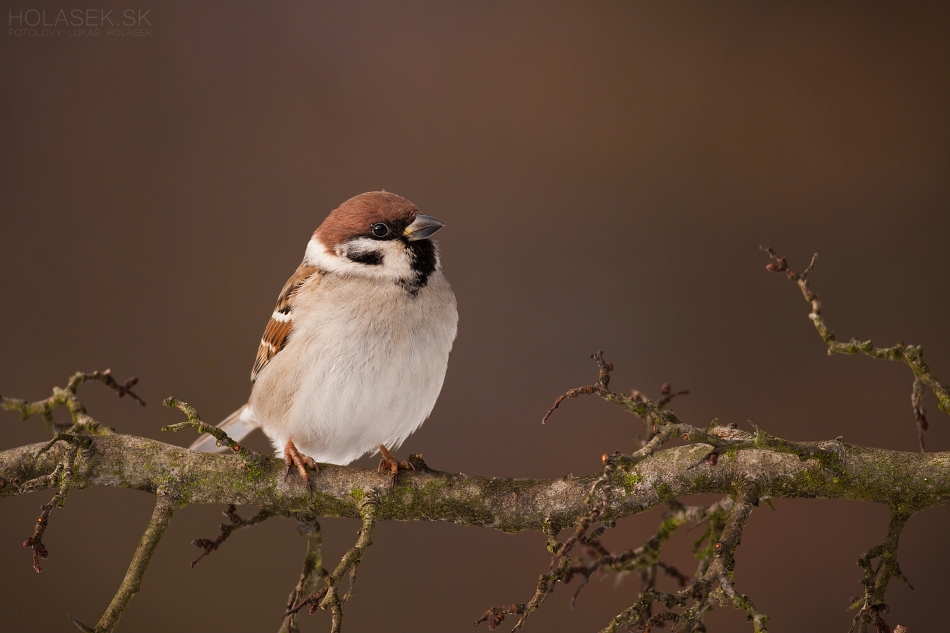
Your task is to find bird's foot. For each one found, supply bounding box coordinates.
[378,444,414,490]
[284,439,318,496]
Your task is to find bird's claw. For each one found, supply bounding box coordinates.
[378,444,414,490]
[284,439,318,498]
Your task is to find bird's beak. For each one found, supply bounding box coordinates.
[403,214,445,241]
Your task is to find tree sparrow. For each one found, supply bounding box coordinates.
[190,192,458,487]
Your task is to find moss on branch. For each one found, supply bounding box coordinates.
[2,433,948,532]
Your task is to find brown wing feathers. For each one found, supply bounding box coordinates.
[251,263,319,382]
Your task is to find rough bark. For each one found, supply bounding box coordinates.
[2,434,948,530]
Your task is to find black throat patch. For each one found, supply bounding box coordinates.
[399,239,438,295]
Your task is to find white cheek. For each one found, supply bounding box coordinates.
[304,237,413,280]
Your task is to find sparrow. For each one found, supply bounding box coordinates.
[190,191,458,487]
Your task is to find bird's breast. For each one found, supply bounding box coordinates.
[249,270,457,464]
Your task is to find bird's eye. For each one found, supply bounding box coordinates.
[371,223,390,238]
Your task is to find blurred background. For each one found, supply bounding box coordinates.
[1,1,949,631]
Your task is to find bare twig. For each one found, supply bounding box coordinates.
[287,495,379,633]
[546,355,820,493]
[191,504,274,567]
[21,439,86,573]
[500,506,604,632]
[543,351,615,423]
[761,246,950,446]
[912,379,928,453]
[655,382,689,410]
[161,397,254,457]
[562,498,733,609]
[598,491,767,633]
[2,369,141,435]
[280,519,328,633]
[22,460,68,572]
[849,510,912,633]
[71,496,177,633]
[474,604,527,630]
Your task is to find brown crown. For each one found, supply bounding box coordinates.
[315,191,419,248]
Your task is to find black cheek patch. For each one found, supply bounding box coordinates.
[347,249,384,266]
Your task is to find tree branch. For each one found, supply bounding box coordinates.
[849,510,912,633]
[285,495,378,632]
[280,520,328,633]
[761,247,950,432]
[71,495,177,633]
[1,369,141,435]
[190,504,275,567]
[4,433,950,531]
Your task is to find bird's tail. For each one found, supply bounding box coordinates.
[188,405,258,453]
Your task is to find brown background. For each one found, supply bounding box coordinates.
[1,2,949,631]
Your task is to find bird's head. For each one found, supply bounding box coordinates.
[306,191,444,289]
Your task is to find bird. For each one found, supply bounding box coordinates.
[190,191,458,488]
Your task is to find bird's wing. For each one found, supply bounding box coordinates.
[251,262,321,382]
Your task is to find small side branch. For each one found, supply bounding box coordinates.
[474,604,527,630]
[912,379,928,452]
[599,491,768,633]
[505,508,606,632]
[23,459,70,572]
[279,520,327,633]
[72,496,177,633]
[161,397,262,464]
[849,510,912,633]
[707,493,768,632]
[287,496,379,633]
[22,442,83,572]
[563,498,732,612]
[545,354,817,484]
[2,369,141,435]
[191,504,274,567]
[761,247,950,445]
[543,352,680,428]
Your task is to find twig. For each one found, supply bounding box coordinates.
[287,495,379,633]
[191,504,274,567]
[474,604,527,630]
[538,355,775,631]
[22,443,82,573]
[543,352,680,428]
[161,397,264,466]
[23,461,66,572]
[2,369,140,435]
[655,382,689,410]
[502,507,603,632]
[71,496,177,633]
[542,354,756,476]
[542,351,614,423]
[562,499,732,609]
[326,497,377,633]
[912,379,927,453]
[598,491,767,633]
[761,246,950,447]
[279,519,328,633]
[849,510,912,633]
